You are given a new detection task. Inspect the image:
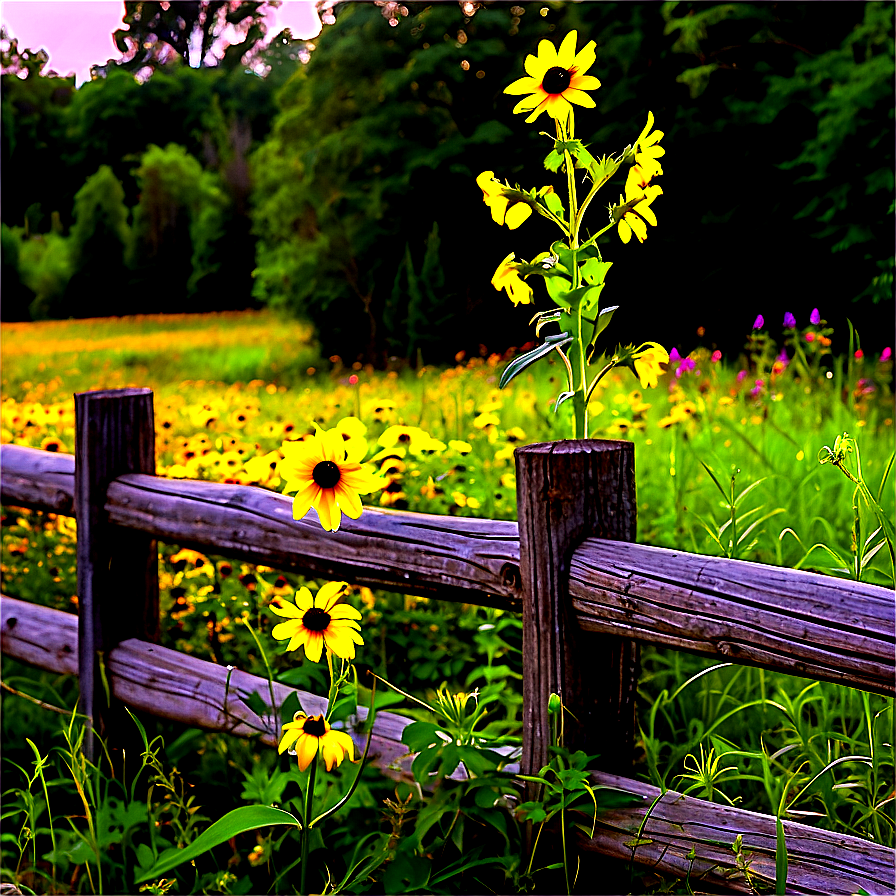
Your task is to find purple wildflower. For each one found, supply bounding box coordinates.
[810,308,821,325]
[737,370,748,383]
[752,315,764,330]
[783,312,796,328]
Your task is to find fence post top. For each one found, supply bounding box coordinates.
[74,387,154,401]
[514,439,634,457]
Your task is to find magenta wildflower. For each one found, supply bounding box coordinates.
[806,332,815,342]
[669,347,682,362]
[752,315,764,330]
[783,312,796,328]
[750,379,764,397]
[855,349,864,360]
[810,308,821,325]
[711,350,722,363]
[737,370,747,383]
[677,357,696,378]
[881,347,892,362]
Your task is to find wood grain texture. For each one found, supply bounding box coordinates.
[0,595,417,775]
[0,445,521,611]
[570,539,896,696]
[584,770,896,895]
[3,443,892,695]
[5,594,890,895]
[74,389,159,759]
[516,440,639,778]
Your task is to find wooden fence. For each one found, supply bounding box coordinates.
[1,389,893,894]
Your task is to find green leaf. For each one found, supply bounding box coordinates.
[499,334,573,388]
[544,149,564,172]
[543,190,564,216]
[133,806,300,883]
[383,853,431,893]
[775,816,788,894]
[544,272,574,307]
[401,721,444,753]
[581,258,612,285]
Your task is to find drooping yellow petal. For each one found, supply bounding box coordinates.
[618,219,632,244]
[303,631,325,663]
[316,489,340,532]
[296,733,319,772]
[336,481,364,518]
[504,202,532,230]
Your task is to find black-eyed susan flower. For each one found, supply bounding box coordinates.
[613,165,662,244]
[632,342,670,389]
[476,171,533,229]
[279,427,384,531]
[504,31,601,124]
[270,581,363,662]
[491,253,533,306]
[279,712,355,772]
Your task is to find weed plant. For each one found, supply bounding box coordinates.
[1,311,893,893]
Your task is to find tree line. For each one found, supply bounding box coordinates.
[2,1,893,362]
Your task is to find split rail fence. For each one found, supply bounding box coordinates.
[1,389,893,894]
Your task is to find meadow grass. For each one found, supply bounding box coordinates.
[1,311,893,893]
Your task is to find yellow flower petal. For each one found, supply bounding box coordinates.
[297,733,319,772]
[304,631,325,663]
[317,580,348,611]
[562,88,596,109]
[505,74,541,95]
[504,202,532,230]
[556,30,578,68]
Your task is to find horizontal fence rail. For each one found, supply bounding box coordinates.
[3,594,892,896]
[3,443,893,695]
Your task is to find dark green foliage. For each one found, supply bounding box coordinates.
[64,166,132,318]
[0,223,35,321]
[128,143,233,312]
[252,1,894,362]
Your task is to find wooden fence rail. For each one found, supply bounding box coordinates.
[2,594,892,896]
[1,387,894,895]
[3,443,893,696]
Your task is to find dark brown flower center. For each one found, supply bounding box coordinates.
[303,607,331,631]
[303,716,327,737]
[312,460,341,488]
[542,66,572,95]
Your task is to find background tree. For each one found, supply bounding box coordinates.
[0,223,35,322]
[63,166,132,318]
[251,1,894,364]
[111,0,277,78]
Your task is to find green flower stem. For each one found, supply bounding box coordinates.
[558,114,588,439]
[584,361,618,405]
[299,755,318,896]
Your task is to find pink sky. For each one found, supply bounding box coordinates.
[0,1,322,83]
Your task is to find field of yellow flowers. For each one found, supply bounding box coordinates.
[1,310,893,894]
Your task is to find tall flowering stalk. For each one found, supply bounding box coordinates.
[480,31,669,439]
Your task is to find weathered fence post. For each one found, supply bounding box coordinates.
[516,440,638,778]
[75,388,158,761]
